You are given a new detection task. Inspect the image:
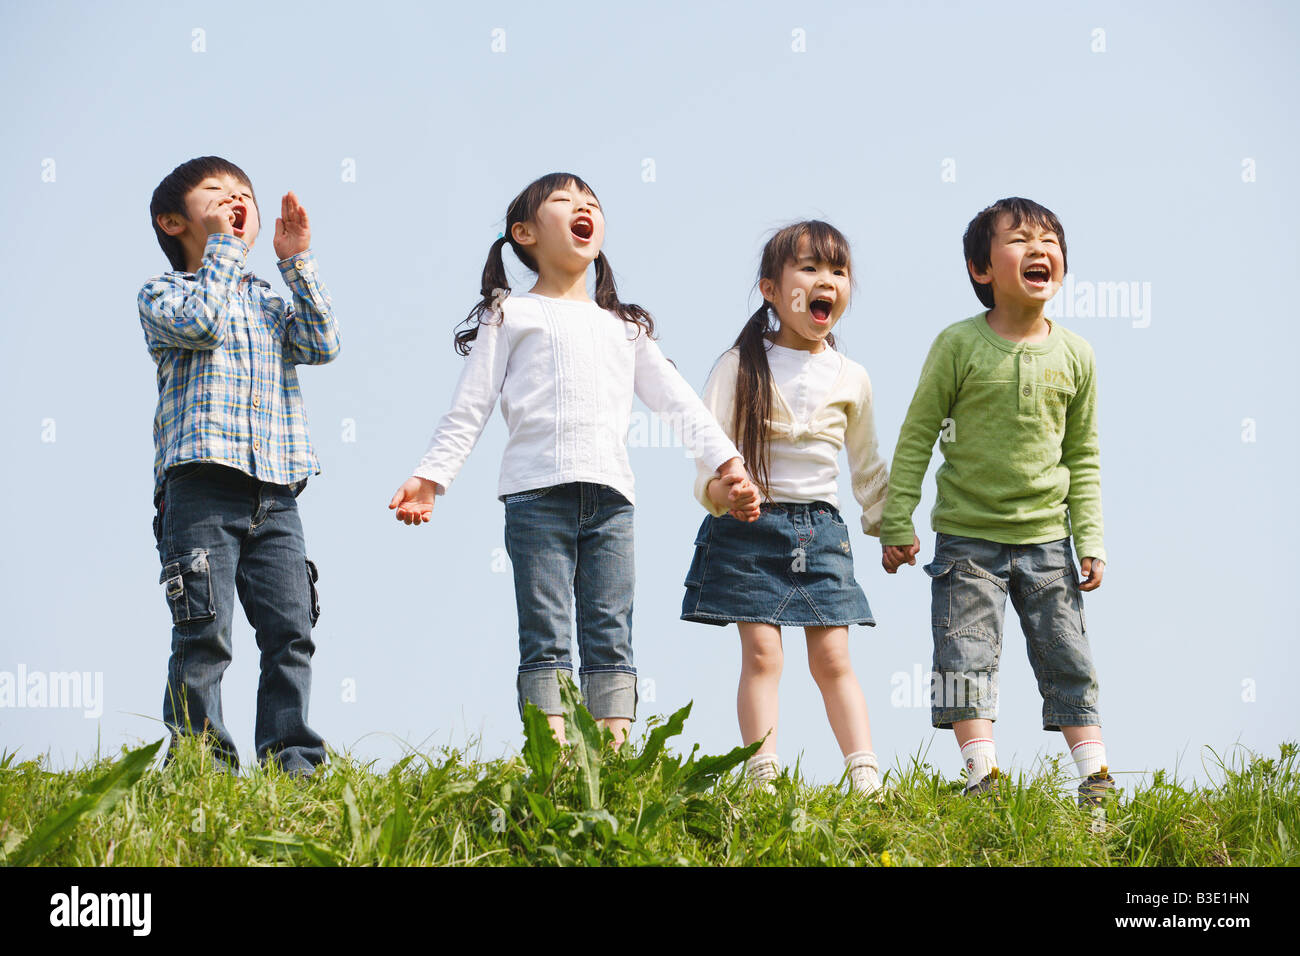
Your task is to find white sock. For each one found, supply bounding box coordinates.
[746,753,780,784]
[1070,739,1107,778]
[960,738,997,786]
[844,750,882,796]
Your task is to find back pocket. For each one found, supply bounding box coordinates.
[160,549,216,625]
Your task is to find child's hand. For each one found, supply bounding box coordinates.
[727,477,762,523]
[881,536,920,574]
[388,476,440,526]
[1078,557,1105,591]
[274,191,311,260]
[201,195,238,237]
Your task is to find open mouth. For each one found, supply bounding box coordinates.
[571,215,593,241]
[231,204,247,234]
[1023,264,1050,285]
[810,297,833,322]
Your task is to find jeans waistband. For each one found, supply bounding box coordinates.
[760,500,837,514]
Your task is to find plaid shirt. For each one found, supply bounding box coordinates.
[139,233,341,503]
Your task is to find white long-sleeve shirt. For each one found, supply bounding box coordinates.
[413,292,742,504]
[692,340,890,535]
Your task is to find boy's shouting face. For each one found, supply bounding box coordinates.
[156,172,260,272]
[970,212,1063,311]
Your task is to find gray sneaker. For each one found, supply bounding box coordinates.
[962,767,1003,799]
[1077,767,1116,808]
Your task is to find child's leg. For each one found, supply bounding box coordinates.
[1009,538,1105,777]
[574,484,638,749]
[155,463,245,770]
[236,477,327,774]
[504,485,578,745]
[737,622,783,753]
[804,625,872,756]
[927,534,1010,786]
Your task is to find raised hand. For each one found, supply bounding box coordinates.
[274,191,311,260]
[388,476,441,526]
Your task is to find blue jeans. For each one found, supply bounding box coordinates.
[153,462,326,773]
[503,482,637,720]
[923,533,1101,731]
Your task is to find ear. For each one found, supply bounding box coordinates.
[967,258,992,286]
[758,276,777,304]
[156,212,188,238]
[510,220,535,247]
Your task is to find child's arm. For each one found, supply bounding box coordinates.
[879,335,959,572]
[843,370,891,536]
[634,336,759,521]
[390,311,510,525]
[1062,347,1106,589]
[139,234,246,350]
[690,351,752,518]
[272,192,341,366]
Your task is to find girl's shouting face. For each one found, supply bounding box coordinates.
[760,234,850,353]
[512,183,605,277]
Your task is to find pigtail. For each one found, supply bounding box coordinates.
[731,302,778,503]
[594,250,656,340]
[454,236,511,356]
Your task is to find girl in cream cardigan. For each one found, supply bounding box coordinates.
[682,221,890,797]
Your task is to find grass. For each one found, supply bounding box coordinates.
[2,682,1296,866]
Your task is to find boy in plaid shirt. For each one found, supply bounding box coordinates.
[140,156,340,776]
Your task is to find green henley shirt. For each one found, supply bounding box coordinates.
[880,313,1106,563]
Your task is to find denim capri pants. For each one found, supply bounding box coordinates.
[503,481,638,721]
[681,501,875,628]
[923,532,1101,731]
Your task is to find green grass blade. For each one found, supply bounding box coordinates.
[6,737,164,867]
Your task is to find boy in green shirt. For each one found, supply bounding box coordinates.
[880,197,1115,808]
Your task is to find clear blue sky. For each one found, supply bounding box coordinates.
[1,0,1296,787]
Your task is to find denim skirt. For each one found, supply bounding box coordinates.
[681,500,875,628]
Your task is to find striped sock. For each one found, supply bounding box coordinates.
[960,738,997,787]
[1070,739,1107,778]
[746,753,780,785]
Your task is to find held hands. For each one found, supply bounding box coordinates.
[710,458,761,522]
[274,191,311,260]
[388,476,441,526]
[1079,557,1105,591]
[881,536,921,574]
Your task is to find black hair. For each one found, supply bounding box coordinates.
[962,197,1067,308]
[149,156,257,271]
[453,172,655,355]
[729,220,853,503]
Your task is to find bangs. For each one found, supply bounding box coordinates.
[508,171,600,224]
[1000,198,1063,239]
[763,220,853,279]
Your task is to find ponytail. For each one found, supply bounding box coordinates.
[731,303,777,503]
[593,250,656,340]
[453,235,511,356]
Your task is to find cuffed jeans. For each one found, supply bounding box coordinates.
[503,482,638,721]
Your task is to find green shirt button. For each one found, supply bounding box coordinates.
[1022,354,1031,363]
[1022,385,1032,396]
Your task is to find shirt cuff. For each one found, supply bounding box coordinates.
[277,248,317,284]
[412,465,449,495]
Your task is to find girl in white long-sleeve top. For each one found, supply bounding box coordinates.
[681,221,890,796]
[389,172,759,748]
